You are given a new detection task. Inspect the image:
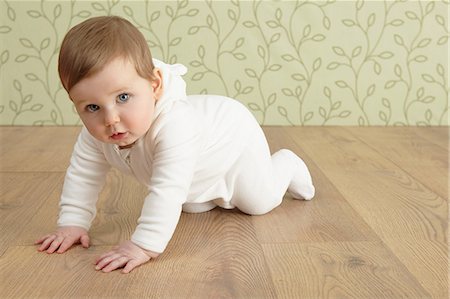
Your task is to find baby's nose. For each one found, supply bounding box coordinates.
[104,110,120,126]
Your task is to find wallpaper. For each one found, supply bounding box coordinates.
[0,0,448,126]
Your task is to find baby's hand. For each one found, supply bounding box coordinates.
[95,240,159,274]
[35,226,90,254]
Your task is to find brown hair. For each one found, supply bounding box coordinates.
[58,16,155,92]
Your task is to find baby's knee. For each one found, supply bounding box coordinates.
[233,195,282,216]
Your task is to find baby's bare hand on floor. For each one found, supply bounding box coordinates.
[35,226,89,254]
[95,240,159,274]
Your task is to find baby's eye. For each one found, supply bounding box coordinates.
[86,104,100,112]
[117,93,130,103]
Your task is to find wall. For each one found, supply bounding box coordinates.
[0,0,448,126]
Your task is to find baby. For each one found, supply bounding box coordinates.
[35,16,315,274]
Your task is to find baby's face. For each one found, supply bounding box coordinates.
[69,57,162,148]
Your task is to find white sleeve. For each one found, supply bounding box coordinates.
[131,105,202,253]
[57,127,111,230]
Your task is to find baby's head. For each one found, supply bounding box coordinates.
[58,16,156,92]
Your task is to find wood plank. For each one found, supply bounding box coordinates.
[413,127,449,150]
[346,127,448,199]
[0,172,63,255]
[262,242,431,298]
[287,126,447,298]
[0,126,80,172]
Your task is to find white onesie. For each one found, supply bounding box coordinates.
[57,59,315,253]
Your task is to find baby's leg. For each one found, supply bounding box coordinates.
[230,128,314,216]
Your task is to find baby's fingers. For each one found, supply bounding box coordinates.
[122,259,141,274]
[57,237,76,253]
[37,235,56,252]
[46,237,64,254]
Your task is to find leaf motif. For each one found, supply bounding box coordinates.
[291,73,306,81]
[54,4,62,19]
[190,60,201,67]
[437,36,449,45]
[242,87,254,94]
[0,26,12,33]
[385,80,396,89]
[15,55,29,63]
[367,84,375,96]
[77,11,91,18]
[425,109,432,121]
[187,9,199,17]
[269,64,281,71]
[367,13,376,27]
[268,93,276,105]
[257,46,266,59]
[332,101,341,110]
[436,64,444,76]
[13,80,22,91]
[319,107,327,118]
[281,54,295,62]
[0,50,9,64]
[304,112,314,122]
[332,46,346,56]
[390,19,404,26]
[412,55,427,63]
[342,19,356,27]
[312,34,325,42]
[245,69,257,78]
[233,53,246,60]
[382,98,391,108]
[7,7,16,21]
[270,33,281,43]
[198,46,205,58]
[275,8,282,21]
[327,62,340,70]
[27,10,41,18]
[228,9,237,21]
[179,0,188,9]
[323,16,331,30]
[417,87,424,98]
[379,111,387,122]
[405,11,418,20]
[151,11,160,22]
[339,111,351,118]
[188,26,200,35]
[435,15,445,26]
[123,6,133,16]
[40,38,50,50]
[335,81,348,88]
[277,106,287,117]
[394,64,402,77]
[234,80,242,92]
[266,21,279,28]
[356,0,364,10]
[236,37,244,48]
[425,1,435,14]
[31,104,43,111]
[20,38,34,49]
[374,61,381,75]
[248,103,261,112]
[91,2,105,12]
[417,38,431,48]
[192,72,204,81]
[421,74,435,83]
[169,37,182,46]
[243,21,256,28]
[25,73,39,81]
[352,46,362,58]
[378,51,394,59]
[422,96,435,103]
[9,101,17,112]
[51,110,58,122]
[323,87,331,97]
[166,6,174,18]
[282,88,294,96]
[394,34,404,46]
[24,95,32,104]
[358,116,365,126]
[312,58,322,71]
[303,25,311,38]
[295,86,302,97]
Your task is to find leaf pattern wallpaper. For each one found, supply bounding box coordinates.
[0,0,448,126]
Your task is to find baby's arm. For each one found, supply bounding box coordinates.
[36,127,110,254]
[95,104,202,273]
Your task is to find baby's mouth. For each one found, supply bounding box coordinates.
[111,132,128,140]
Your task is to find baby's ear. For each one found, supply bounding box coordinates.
[151,68,163,100]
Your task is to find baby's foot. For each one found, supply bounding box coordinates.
[284,150,315,200]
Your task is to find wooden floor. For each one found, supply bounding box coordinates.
[0,126,448,299]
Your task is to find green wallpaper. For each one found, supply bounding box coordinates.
[0,0,448,126]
